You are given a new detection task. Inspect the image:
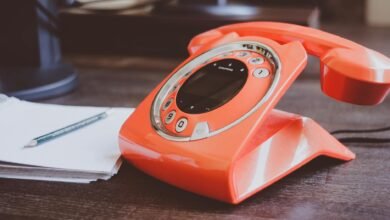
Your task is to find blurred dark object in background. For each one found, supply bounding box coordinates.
[0,0,77,100]
[59,0,320,57]
[59,0,366,57]
[154,0,318,22]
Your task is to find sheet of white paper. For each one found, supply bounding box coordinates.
[0,158,122,180]
[0,175,95,183]
[0,97,134,173]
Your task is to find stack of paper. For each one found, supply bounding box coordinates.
[0,94,133,183]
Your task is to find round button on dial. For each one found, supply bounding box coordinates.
[171,84,179,93]
[162,98,173,110]
[236,51,250,57]
[248,57,264,65]
[175,118,188,133]
[164,111,176,124]
[253,68,270,78]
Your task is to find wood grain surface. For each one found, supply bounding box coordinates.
[0,25,389,219]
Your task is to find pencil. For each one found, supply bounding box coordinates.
[24,110,110,148]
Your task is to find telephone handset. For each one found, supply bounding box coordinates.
[188,22,390,105]
[119,22,390,204]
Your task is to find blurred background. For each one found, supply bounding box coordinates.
[0,0,389,100]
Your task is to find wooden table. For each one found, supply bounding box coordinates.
[1,25,390,219]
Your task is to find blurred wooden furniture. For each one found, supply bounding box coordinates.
[59,5,319,56]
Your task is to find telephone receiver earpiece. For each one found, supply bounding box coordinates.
[320,47,390,105]
[188,22,390,105]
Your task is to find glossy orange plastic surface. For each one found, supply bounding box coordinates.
[189,22,390,105]
[159,49,275,137]
[119,22,389,204]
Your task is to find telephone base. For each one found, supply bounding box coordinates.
[119,109,355,204]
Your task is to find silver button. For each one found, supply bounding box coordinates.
[191,122,210,140]
[248,57,264,65]
[175,118,188,133]
[253,68,270,78]
[236,51,249,57]
[162,98,173,110]
[165,111,176,124]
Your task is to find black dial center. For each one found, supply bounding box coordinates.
[176,58,248,114]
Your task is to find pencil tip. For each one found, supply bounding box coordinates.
[24,140,38,148]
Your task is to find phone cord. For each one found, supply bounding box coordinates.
[331,125,390,144]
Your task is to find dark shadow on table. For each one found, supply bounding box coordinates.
[113,156,346,211]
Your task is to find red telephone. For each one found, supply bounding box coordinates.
[119,22,390,204]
